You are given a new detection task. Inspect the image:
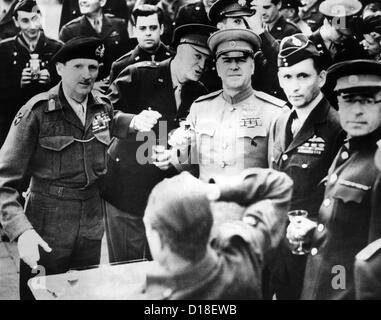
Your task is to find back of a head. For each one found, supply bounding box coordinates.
[145,172,213,262]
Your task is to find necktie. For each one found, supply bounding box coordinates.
[78,102,86,126]
[291,112,301,137]
[285,111,297,148]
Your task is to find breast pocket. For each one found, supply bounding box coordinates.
[236,126,268,168]
[331,182,370,224]
[38,135,76,176]
[92,130,111,175]
[196,123,217,165]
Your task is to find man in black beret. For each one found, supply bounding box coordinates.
[99,24,216,265]
[0,0,62,147]
[0,36,133,299]
[174,0,217,28]
[361,15,381,61]
[287,59,381,299]
[268,33,345,299]
[59,0,132,80]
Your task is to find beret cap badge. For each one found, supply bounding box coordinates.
[95,44,105,58]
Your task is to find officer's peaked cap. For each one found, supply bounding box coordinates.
[319,0,362,17]
[208,0,255,25]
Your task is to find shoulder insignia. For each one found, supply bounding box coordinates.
[14,111,24,126]
[195,90,223,103]
[356,239,381,261]
[134,61,159,68]
[254,90,287,108]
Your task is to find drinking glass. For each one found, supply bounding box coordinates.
[287,210,309,255]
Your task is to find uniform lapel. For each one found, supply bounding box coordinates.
[285,97,329,153]
[158,59,178,115]
[81,16,98,37]
[58,86,87,131]
[99,14,113,39]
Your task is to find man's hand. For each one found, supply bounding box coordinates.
[152,148,172,170]
[132,110,162,132]
[38,69,51,85]
[20,67,33,88]
[168,127,193,149]
[18,229,52,269]
[286,217,317,244]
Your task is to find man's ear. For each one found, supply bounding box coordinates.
[277,1,282,11]
[13,16,20,28]
[100,0,107,8]
[278,70,285,89]
[56,62,64,76]
[318,69,327,88]
[160,24,164,36]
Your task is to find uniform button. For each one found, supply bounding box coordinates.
[116,158,120,162]
[115,41,119,45]
[13,60,17,65]
[323,198,331,207]
[330,174,338,183]
[302,163,308,169]
[317,224,325,232]
[282,154,288,161]
[163,288,172,298]
[243,216,257,226]
[341,151,349,160]
[13,52,17,56]
[221,161,226,168]
[229,107,235,112]
[311,248,318,256]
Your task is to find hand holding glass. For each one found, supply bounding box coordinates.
[287,210,309,255]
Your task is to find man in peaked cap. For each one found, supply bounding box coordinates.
[0,0,62,147]
[206,0,287,99]
[280,0,312,35]
[361,14,381,61]
[156,28,285,182]
[139,168,292,299]
[286,59,381,299]
[268,33,345,299]
[0,36,133,299]
[99,24,217,265]
[299,0,325,33]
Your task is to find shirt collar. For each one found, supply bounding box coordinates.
[292,92,323,125]
[62,85,88,112]
[222,86,254,105]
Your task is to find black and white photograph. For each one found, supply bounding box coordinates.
[0,0,381,304]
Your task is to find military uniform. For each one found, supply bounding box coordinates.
[109,42,173,83]
[0,33,62,146]
[100,58,209,262]
[267,15,301,42]
[139,168,293,299]
[59,0,131,31]
[299,0,324,32]
[355,237,381,299]
[175,88,285,181]
[59,15,131,79]
[174,0,213,28]
[0,0,18,40]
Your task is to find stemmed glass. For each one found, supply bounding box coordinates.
[288,210,309,255]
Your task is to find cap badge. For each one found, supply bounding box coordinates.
[230,41,236,47]
[348,75,359,85]
[95,44,105,58]
[238,0,246,7]
[292,37,303,47]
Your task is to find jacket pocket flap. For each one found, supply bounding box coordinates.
[333,182,369,204]
[196,124,216,137]
[94,130,111,145]
[39,136,75,151]
[237,126,267,138]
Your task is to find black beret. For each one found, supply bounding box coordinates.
[208,28,262,59]
[319,0,362,18]
[13,0,40,16]
[327,59,381,92]
[278,33,320,67]
[172,24,218,56]
[51,37,105,64]
[208,0,255,25]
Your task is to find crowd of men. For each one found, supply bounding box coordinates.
[0,0,381,300]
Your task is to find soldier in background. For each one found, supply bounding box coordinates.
[0,0,18,40]
[59,0,131,31]
[362,0,381,19]
[0,0,62,146]
[174,0,216,27]
[361,14,381,62]
[280,0,312,35]
[260,0,301,41]
[299,0,324,32]
[60,0,131,80]
[109,4,172,83]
